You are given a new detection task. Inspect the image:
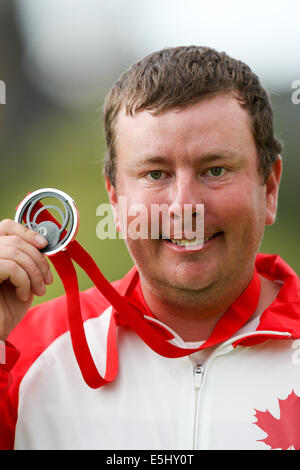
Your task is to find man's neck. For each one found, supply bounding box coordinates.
[140,275,281,342]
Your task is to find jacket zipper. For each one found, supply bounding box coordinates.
[190,330,291,449]
[193,364,204,449]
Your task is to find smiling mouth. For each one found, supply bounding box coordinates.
[160,232,222,248]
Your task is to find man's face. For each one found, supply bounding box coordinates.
[107,93,281,305]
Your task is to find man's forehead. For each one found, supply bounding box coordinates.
[115,92,255,158]
[116,93,251,136]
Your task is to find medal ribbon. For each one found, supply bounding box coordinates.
[22,203,261,389]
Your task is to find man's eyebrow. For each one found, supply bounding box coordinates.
[128,156,170,168]
[128,152,239,168]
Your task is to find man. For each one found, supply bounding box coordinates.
[0,46,300,450]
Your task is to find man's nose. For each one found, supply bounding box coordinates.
[167,173,204,237]
[168,173,202,216]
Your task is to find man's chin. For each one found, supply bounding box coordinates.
[147,272,217,299]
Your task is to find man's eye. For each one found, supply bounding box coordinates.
[207,167,226,177]
[147,171,164,181]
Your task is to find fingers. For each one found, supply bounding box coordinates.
[0,219,48,250]
[0,244,50,297]
[0,219,53,300]
[0,259,32,302]
[0,234,53,283]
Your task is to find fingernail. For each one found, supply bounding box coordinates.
[35,234,48,247]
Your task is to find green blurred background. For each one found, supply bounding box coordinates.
[0,1,299,307]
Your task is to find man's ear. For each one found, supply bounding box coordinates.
[105,176,117,205]
[105,176,120,232]
[265,156,282,226]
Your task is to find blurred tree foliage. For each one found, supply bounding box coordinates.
[1,107,134,306]
[0,1,299,309]
[260,90,300,273]
[1,90,299,309]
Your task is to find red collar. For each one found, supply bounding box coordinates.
[233,254,300,346]
[112,253,300,352]
[256,253,300,335]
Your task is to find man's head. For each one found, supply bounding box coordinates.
[103,45,282,188]
[102,46,282,313]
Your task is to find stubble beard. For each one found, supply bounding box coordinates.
[125,223,263,316]
[130,243,231,312]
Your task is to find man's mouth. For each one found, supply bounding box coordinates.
[169,237,204,247]
[160,232,222,249]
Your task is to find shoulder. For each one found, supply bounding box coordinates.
[8,280,124,355]
[0,281,123,450]
[6,275,127,383]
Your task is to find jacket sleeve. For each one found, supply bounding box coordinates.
[0,342,20,400]
[0,342,20,449]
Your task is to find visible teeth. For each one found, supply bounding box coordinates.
[162,233,219,247]
[169,238,203,247]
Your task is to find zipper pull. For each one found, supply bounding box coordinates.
[194,365,204,389]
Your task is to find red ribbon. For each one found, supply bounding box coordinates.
[22,202,261,389]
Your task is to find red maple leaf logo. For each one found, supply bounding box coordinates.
[254,390,300,449]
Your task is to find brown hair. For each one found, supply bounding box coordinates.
[103,46,282,186]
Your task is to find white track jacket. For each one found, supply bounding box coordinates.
[0,253,300,450]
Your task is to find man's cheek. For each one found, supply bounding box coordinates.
[118,206,150,241]
[117,199,167,241]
